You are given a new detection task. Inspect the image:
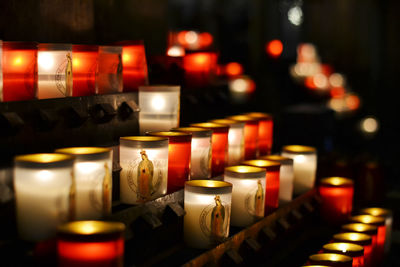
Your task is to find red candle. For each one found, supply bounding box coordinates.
[349,215,386,265]
[190,122,229,177]
[341,223,378,267]
[241,159,280,215]
[57,221,125,267]
[333,233,373,267]
[115,41,148,92]
[183,51,218,88]
[322,243,364,267]
[2,42,37,102]
[318,177,354,224]
[146,131,192,193]
[308,253,353,267]
[97,46,123,94]
[72,45,98,96]
[245,112,273,155]
[227,115,259,160]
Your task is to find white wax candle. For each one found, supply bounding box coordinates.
[278,164,294,204]
[227,127,245,166]
[190,136,212,179]
[139,115,179,135]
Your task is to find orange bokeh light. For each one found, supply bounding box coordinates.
[266,40,283,58]
[199,32,213,47]
[346,95,360,110]
[225,62,243,77]
[330,86,346,98]
[304,76,317,89]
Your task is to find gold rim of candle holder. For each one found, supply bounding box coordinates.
[171,127,212,138]
[225,165,266,179]
[359,207,392,218]
[308,253,353,265]
[282,145,316,154]
[185,180,232,195]
[341,223,378,236]
[146,131,192,143]
[190,122,230,133]
[120,136,169,148]
[242,159,281,172]
[259,155,293,165]
[350,215,385,226]
[14,153,75,169]
[226,115,259,124]
[319,177,354,187]
[322,242,364,258]
[38,43,72,51]
[55,147,111,161]
[208,119,245,128]
[57,220,125,242]
[138,85,180,92]
[333,232,372,246]
[244,112,273,120]
[99,45,122,53]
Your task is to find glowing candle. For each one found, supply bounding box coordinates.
[171,127,212,179]
[183,51,218,88]
[115,41,148,92]
[245,112,273,155]
[322,243,364,267]
[341,223,378,267]
[318,177,354,224]
[190,123,229,177]
[119,136,168,204]
[138,85,180,135]
[360,207,393,254]
[227,115,259,160]
[184,180,232,249]
[55,147,113,220]
[308,253,353,267]
[2,41,37,102]
[281,145,317,196]
[209,119,245,166]
[333,233,373,267]
[224,166,266,227]
[242,159,280,215]
[72,45,98,96]
[97,46,122,94]
[260,155,294,205]
[14,153,75,241]
[146,131,192,193]
[349,215,386,265]
[57,221,125,267]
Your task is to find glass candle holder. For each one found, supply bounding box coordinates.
[242,159,281,215]
[341,223,378,266]
[224,166,266,227]
[37,43,73,99]
[245,112,273,155]
[226,115,259,160]
[209,119,245,166]
[119,136,169,204]
[190,122,230,177]
[333,233,373,267]
[0,40,2,99]
[171,127,212,179]
[184,180,232,249]
[281,145,317,196]
[97,46,123,94]
[138,85,180,135]
[55,147,113,220]
[360,207,393,254]
[318,177,354,224]
[115,40,148,92]
[322,243,364,267]
[14,153,75,241]
[2,41,37,102]
[183,51,218,88]
[308,253,353,267]
[349,215,386,264]
[72,45,98,96]
[57,220,125,267]
[260,155,294,205]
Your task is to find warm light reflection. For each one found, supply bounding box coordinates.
[38,52,54,70]
[313,73,328,89]
[199,32,213,47]
[167,46,185,57]
[151,96,166,111]
[346,94,361,110]
[266,40,283,58]
[37,170,52,182]
[330,86,346,98]
[185,31,199,45]
[361,117,379,134]
[329,73,345,87]
[225,62,243,76]
[13,57,23,66]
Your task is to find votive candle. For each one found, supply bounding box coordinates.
[227,115,259,160]
[97,46,123,94]
[72,45,98,96]
[322,243,364,267]
[245,112,273,155]
[333,233,373,267]
[308,253,353,267]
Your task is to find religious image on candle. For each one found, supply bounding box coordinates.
[184,180,232,249]
[119,136,168,204]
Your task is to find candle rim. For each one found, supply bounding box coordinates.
[72,44,99,52]
[58,220,125,242]
[341,223,378,235]
[244,112,273,120]
[309,253,353,263]
[333,232,372,245]
[350,215,385,226]
[38,43,72,51]
[55,147,111,161]
[282,145,316,154]
[208,119,245,128]
[146,131,192,143]
[190,122,230,132]
[322,242,364,257]
[259,155,293,165]
[360,207,392,217]
[138,85,180,92]
[319,177,354,187]
[99,45,122,53]
[226,115,259,123]
[171,127,212,138]
[14,153,74,168]
[186,180,232,189]
[225,165,266,177]
[120,136,169,149]
[242,159,281,171]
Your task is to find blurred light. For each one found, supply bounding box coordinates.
[185,31,199,45]
[199,32,213,47]
[297,43,318,63]
[13,57,23,66]
[330,86,346,98]
[225,62,243,77]
[288,6,303,26]
[329,73,345,87]
[328,98,347,112]
[313,73,328,89]
[346,94,361,110]
[38,53,54,70]
[266,40,283,58]
[304,76,317,89]
[177,31,188,46]
[151,96,166,111]
[361,117,379,134]
[229,76,256,94]
[122,53,131,63]
[73,58,80,68]
[167,46,185,57]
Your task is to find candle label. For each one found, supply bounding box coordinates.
[102,163,112,215]
[125,150,165,202]
[55,53,72,96]
[244,180,264,218]
[199,196,230,244]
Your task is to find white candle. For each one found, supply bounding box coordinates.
[138,85,180,135]
[172,127,212,179]
[281,145,317,196]
[14,153,75,241]
[119,136,168,204]
[55,147,113,220]
[184,180,232,249]
[38,44,73,99]
[224,166,266,227]
[260,155,294,205]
